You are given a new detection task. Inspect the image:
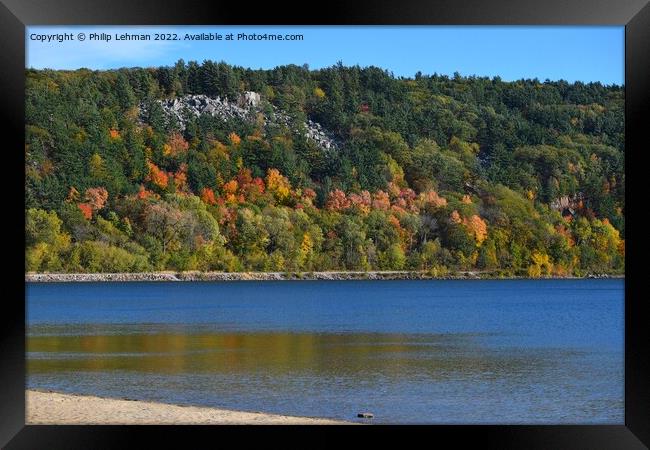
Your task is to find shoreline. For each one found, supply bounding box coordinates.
[26,389,353,425]
[25,271,624,283]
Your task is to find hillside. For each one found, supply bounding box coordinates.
[25,61,624,276]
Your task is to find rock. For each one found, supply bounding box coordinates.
[239,91,261,108]
[141,93,338,153]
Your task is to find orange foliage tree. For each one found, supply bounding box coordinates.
[137,184,158,200]
[163,133,189,157]
[201,187,217,205]
[172,163,188,192]
[236,168,265,202]
[222,179,240,204]
[84,187,109,212]
[146,161,169,189]
[371,190,391,211]
[419,190,447,209]
[228,132,241,146]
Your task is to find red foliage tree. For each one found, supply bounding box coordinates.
[325,189,351,211]
[372,190,391,211]
[78,203,93,220]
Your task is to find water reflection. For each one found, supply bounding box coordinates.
[29,329,517,376]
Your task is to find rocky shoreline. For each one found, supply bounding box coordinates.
[25,271,623,283]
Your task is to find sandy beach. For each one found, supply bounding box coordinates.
[26,390,352,425]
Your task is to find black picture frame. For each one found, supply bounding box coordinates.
[2,0,648,448]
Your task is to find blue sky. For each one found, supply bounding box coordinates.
[26,26,624,85]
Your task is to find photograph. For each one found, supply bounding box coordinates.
[22,24,627,426]
[0,2,647,445]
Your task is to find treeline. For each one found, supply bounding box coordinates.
[25,60,624,276]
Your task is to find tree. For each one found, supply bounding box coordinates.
[78,203,93,220]
[528,251,553,277]
[26,209,71,272]
[464,215,488,246]
[84,187,109,212]
[144,202,187,254]
[146,161,169,189]
[89,153,107,180]
[115,71,136,110]
[200,187,217,205]
[265,168,291,204]
[340,217,369,270]
[163,133,189,157]
[26,209,64,247]
[325,189,350,211]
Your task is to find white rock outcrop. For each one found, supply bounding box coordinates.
[239,91,261,108]
[142,92,338,152]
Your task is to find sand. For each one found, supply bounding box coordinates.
[26,390,353,425]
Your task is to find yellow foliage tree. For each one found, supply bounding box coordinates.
[464,215,488,246]
[528,252,553,278]
[313,87,326,99]
[89,153,107,180]
[265,168,291,203]
[299,233,314,269]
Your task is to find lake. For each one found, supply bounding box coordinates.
[26,279,624,424]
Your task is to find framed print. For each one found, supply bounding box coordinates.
[1,0,648,448]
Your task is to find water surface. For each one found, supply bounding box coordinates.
[26,279,624,424]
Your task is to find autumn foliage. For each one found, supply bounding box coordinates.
[84,187,109,211]
[76,187,108,220]
[463,215,488,246]
[200,187,217,205]
[172,163,188,192]
[24,62,625,276]
[326,189,351,211]
[77,203,93,220]
[66,186,80,203]
[146,161,169,189]
[265,169,291,203]
[228,132,241,146]
[163,133,190,157]
[137,185,158,200]
[419,190,447,209]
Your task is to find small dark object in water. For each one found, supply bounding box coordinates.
[357,412,374,419]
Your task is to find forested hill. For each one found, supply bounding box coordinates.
[25,60,625,276]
